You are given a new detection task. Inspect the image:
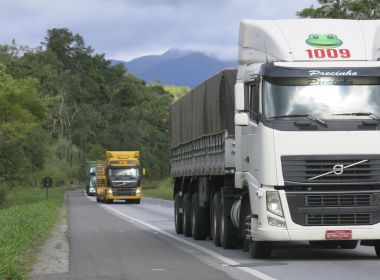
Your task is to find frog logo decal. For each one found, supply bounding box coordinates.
[306,34,343,49]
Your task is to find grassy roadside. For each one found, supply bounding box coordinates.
[0,187,65,280]
[143,177,173,200]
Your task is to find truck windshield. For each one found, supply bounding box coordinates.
[263,77,380,120]
[108,167,139,180]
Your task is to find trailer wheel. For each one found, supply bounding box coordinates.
[249,241,272,259]
[182,193,192,237]
[375,241,380,257]
[174,193,183,234]
[211,193,221,247]
[220,196,238,249]
[191,193,209,240]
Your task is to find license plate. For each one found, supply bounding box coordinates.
[325,230,352,240]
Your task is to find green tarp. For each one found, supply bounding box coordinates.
[170,69,237,148]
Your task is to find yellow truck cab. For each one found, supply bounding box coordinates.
[96,151,143,204]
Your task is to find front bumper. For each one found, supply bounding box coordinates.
[257,225,380,241]
[106,194,142,200]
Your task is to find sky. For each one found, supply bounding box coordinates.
[0,0,319,62]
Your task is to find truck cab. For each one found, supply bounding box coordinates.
[96,151,143,204]
[85,161,97,196]
[234,19,380,257]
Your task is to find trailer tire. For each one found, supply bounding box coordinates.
[249,241,272,259]
[182,193,192,237]
[174,193,183,234]
[211,193,221,247]
[219,196,238,249]
[191,193,209,240]
[374,240,380,257]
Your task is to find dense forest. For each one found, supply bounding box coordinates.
[0,28,188,188]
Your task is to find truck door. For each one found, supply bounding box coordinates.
[240,82,260,173]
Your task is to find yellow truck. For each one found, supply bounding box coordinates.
[96,151,143,204]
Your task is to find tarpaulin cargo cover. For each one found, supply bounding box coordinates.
[170,69,237,148]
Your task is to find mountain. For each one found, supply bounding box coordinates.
[111,49,236,88]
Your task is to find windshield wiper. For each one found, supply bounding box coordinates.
[269,114,327,127]
[332,112,380,121]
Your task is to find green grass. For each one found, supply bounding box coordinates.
[143,177,173,200]
[0,187,65,280]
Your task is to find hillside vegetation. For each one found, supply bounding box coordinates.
[0,28,179,195]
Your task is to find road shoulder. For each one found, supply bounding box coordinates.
[29,193,69,280]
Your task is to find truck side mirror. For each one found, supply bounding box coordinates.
[235,83,245,111]
[142,168,146,176]
[235,112,249,126]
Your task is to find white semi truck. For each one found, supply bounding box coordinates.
[170,19,380,258]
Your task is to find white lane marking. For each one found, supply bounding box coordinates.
[99,203,278,280]
[152,268,166,271]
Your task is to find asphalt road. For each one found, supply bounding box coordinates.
[68,190,380,280]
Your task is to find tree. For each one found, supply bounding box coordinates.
[0,64,47,185]
[297,0,380,19]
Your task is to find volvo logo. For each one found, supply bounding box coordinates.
[308,159,369,181]
[333,164,344,175]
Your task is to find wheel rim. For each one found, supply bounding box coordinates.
[212,206,217,237]
[220,207,225,240]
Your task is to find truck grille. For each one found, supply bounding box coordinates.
[305,213,372,226]
[286,191,380,226]
[112,188,137,196]
[305,194,372,207]
[282,155,380,184]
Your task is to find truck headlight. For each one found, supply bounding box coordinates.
[108,188,113,194]
[136,188,141,194]
[267,217,286,228]
[266,191,284,217]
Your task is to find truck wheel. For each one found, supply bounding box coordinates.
[249,240,272,259]
[106,199,113,204]
[182,193,192,237]
[191,193,209,240]
[174,193,183,234]
[211,193,221,247]
[134,199,141,204]
[375,240,380,257]
[220,196,238,249]
[96,197,100,203]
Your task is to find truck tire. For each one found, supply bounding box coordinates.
[249,240,272,259]
[374,240,380,257]
[211,193,221,247]
[105,199,113,204]
[96,196,100,203]
[191,193,209,240]
[182,193,192,237]
[220,196,238,249]
[174,193,183,234]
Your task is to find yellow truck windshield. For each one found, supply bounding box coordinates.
[108,167,139,180]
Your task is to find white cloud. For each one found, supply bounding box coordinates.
[0,0,319,61]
